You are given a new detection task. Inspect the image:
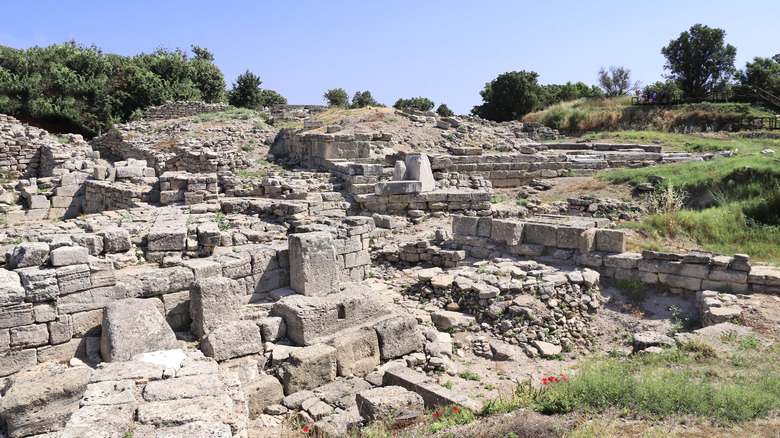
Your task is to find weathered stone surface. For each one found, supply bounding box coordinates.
[147,227,187,251]
[61,403,135,438]
[702,306,742,327]
[244,374,284,417]
[430,310,476,331]
[279,344,337,395]
[523,223,558,246]
[633,331,674,350]
[100,298,178,362]
[16,266,60,303]
[49,246,89,267]
[531,340,562,358]
[136,394,242,435]
[201,320,262,362]
[80,380,136,406]
[595,229,625,253]
[374,315,423,360]
[143,374,224,401]
[403,154,436,192]
[272,288,388,346]
[289,231,339,296]
[132,421,232,438]
[97,228,131,253]
[190,277,243,338]
[0,349,37,377]
[382,366,482,412]
[0,367,91,438]
[90,361,172,383]
[490,341,522,361]
[10,324,48,348]
[329,327,380,377]
[0,303,34,330]
[7,242,49,269]
[657,273,702,290]
[355,386,424,422]
[0,269,25,306]
[258,316,286,342]
[491,220,524,246]
[313,379,372,409]
[56,264,92,295]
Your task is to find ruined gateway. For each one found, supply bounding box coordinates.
[0,103,777,437]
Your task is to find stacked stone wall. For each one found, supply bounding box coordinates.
[450,216,780,295]
[143,101,230,120]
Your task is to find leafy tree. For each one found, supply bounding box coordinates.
[661,24,737,99]
[471,71,541,121]
[323,88,349,107]
[258,89,287,107]
[597,66,639,97]
[539,81,604,108]
[350,90,381,108]
[436,103,454,117]
[393,96,435,112]
[647,80,683,102]
[228,70,263,109]
[188,45,225,102]
[741,54,780,96]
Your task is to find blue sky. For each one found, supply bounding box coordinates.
[1,0,776,114]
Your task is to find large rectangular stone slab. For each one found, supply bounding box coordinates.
[289,231,340,296]
[272,288,389,346]
[279,344,337,395]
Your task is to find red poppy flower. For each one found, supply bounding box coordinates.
[542,378,548,385]
[453,407,458,412]
[433,412,439,418]
[302,426,309,432]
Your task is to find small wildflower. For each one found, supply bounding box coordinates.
[542,378,548,385]
[453,407,458,412]
[433,412,439,418]
[302,426,309,432]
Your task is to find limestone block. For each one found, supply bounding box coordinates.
[190,277,243,338]
[604,252,642,269]
[557,226,590,250]
[97,228,131,253]
[0,303,34,329]
[8,242,50,269]
[89,258,116,288]
[708,268,748,283]
[1,269,28,306]
[279,344,337,395]
[375,180,422,195]
[10,324,49,348]
[702,306,742,326]
[148,227,187,251]
[0,349,37,377]
[657,273,702,291]
[56,264,91,295]
[392,161,406,180]
[595,229,625,253]
[197,221,221,247]
[382,366,482,412]
[28,194,50,210]
[272,289,388,346]
[374,315,423,360]
[452,215,479,235]
[403,154,436,192]
[523,223,557,247]
[532,340,562,358]
[162,290,191,331]
[62,404,135,438]
[135,394,242,435]
[430,310,476,331]
[0,367,91,437]
[244,374,284,417]
[289,231,339,296]
[355,386,424,422]
[49,246,89,267]
[57,285,125,314]
[132,421,232,438]
[100,298,178,362]
[143,374,224,402]
[579,229,596,253]
[71,233,104,256]
[48,315,72,345]
[258,316,286,343]
[329,327,380,377]
[201,320,262,362]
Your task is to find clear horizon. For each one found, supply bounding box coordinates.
[1,0,776,114]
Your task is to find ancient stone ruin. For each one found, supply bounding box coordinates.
[0,103,777,437]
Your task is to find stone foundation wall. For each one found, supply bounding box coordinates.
[450,216,780,295]
[270,104,330,122]
[84,180,155,213]
[354,190,492,215]
[430,152,690,188]
[143,101,230,121]
[275,131,393,168]
[159,171,219,205]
